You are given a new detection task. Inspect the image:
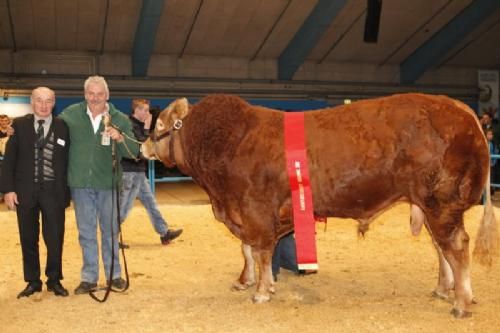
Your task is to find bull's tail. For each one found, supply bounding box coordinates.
[473,168,499,266]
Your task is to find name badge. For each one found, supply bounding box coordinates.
[57,138,66,146]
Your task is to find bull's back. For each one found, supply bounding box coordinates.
[306,93,489,218]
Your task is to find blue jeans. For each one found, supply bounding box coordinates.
[71,188,121,283]
[119,172,168,236]
[272,233,299,277]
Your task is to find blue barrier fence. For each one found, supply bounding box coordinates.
[147,159,191,194]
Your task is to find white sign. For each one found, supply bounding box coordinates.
[478,70,499,117]
[0,103,33,118]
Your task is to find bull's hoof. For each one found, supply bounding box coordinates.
[432,290,451,303]
[231,280,255,291]
[269,285,276,294]
[450,308,472,318]
[252,293,271,304]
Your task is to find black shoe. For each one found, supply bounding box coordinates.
[298,269,318,275]
[17,283,42,299]
[160,229,183,245]
[47,282,69,297]
[108,278,126,289]
[74,281,97,295]
[119,242,130,249]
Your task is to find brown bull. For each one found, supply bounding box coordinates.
[142,93,498,317]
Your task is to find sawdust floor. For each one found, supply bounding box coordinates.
[1,182,500,333]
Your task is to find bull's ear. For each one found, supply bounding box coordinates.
[171,97,189,120]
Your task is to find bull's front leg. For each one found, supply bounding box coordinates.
[232,243,256,290]
[251,247,275,303]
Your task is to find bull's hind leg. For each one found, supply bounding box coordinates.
[427,213,473,318]
[251,246,275,303]
[232,243,256,290]
[412,205,455,300]
[423,228,455,300]
[432,245,455,301]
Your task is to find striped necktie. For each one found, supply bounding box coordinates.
[37,119,45,146]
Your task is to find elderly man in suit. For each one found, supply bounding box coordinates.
[0,87,70,298]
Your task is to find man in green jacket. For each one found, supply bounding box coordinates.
[59,76,140,294]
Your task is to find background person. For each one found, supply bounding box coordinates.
[0,114,14,157]
[59,76,140,294]
[272,231,318,281]
[0,87,70,298]
[0,114,13,138]
[272,232,299,281]
[481,111,500,146]
[0,114,14,202]
[486,128,499,195]
[119,98,182,248]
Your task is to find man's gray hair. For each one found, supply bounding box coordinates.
[84,75,109,96]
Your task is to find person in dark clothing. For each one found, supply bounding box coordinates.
[272,232,317,281]
[119,98,183,248]
[272,232,300,280]
[481,111,500,146]
[486,128,499,195]
[0,114,14,202]
[0,87,70,298]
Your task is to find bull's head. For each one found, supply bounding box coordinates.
[141,97,189,167]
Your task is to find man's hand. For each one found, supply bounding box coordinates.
[4,192,18,210]
[144,113,152,130]
[105,127,124,143]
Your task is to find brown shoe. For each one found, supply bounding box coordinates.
[108,278,127,289]
[74,281,97,295]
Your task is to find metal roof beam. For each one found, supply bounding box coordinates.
[132,0,165,77]
[278,0,348,81]
[400,0,500,84]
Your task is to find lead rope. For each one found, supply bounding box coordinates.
[89,139,130,302]
[105,121,142,162]
[120,132,142,161]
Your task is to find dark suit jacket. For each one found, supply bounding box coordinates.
[0,114,70,208]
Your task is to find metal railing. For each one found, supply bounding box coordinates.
[147,159,191,194]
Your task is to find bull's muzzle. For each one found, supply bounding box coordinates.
[141,139,156,159]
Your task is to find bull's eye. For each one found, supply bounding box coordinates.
[156,119,165,130]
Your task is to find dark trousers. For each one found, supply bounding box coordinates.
[272,232,299,277]
[16,184,65,286]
